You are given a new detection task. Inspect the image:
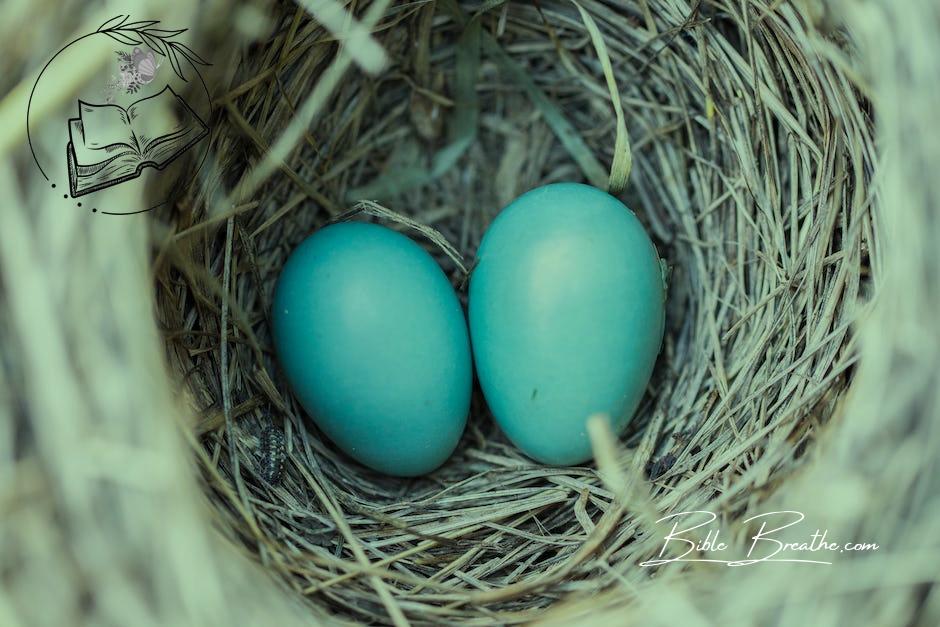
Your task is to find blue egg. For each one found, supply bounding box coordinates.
[272,222,472,476]
[469,183,665,465]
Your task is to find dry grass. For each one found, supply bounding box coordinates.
[157,0,875,622]
[3,0,938,625]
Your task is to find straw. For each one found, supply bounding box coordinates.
[5,0,936,625]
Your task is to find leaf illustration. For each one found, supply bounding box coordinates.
[143,28,187,38]
[122,20,159,30]
[166,47,186,81]
[170,41,210,66]
[103,30,143,46]
[139,32,167,56]
[97,14,127,32]
[96,17,209,80]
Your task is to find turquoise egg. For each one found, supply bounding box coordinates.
[272,222,472,477]
[469,183,665,465]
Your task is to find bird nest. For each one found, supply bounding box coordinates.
[12,0,923,625]
[152,1,878,622]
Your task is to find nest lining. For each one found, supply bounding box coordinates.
[156,0,878,623]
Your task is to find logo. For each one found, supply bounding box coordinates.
[640,510,880,567]
[26,15,212,215]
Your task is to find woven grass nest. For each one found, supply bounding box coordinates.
[5,0,940,625]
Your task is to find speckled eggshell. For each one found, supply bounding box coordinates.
[469,183,665,465]
[272,222,472,477]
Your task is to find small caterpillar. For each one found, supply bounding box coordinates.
[258,425,286,484]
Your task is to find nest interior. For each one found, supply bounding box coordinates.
[155,0,877,623]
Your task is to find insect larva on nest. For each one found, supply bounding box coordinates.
[258,424,286,484]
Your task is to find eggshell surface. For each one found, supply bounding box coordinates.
[469,183,665,465]
[273,222,472,476]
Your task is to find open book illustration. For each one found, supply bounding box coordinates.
[67,85,208,197]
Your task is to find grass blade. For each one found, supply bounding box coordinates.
[348,14,481,200]
[482,31,608,189]
[573,1,633,193]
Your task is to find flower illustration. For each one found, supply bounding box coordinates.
[105,47,161,102]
